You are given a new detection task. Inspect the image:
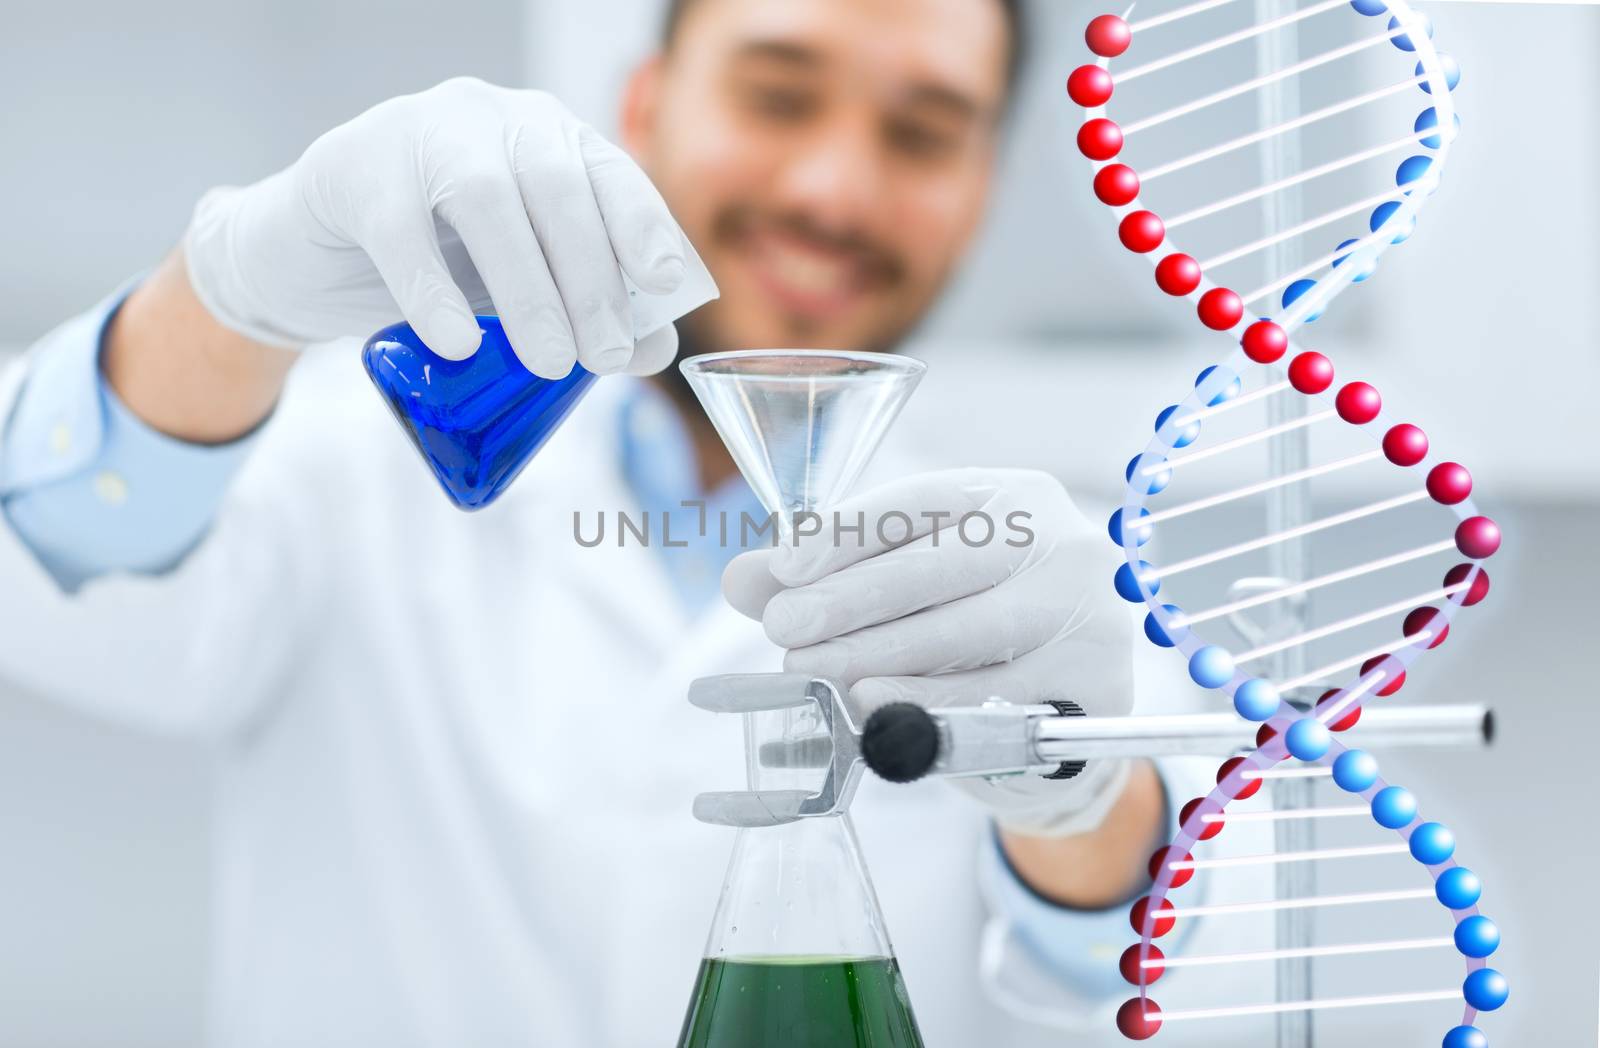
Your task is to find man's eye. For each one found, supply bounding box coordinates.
[885,119,959,160]
[743,84,817,121]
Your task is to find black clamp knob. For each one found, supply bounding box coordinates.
[861,703,941,784]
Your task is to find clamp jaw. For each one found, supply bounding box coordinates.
[688,673,866,827]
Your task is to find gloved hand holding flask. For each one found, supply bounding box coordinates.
[181,77,718,507]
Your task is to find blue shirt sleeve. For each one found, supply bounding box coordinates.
[978,760,1205,1000]
[0,287,259,591]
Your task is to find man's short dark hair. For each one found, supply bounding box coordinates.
[660,0,1028,103]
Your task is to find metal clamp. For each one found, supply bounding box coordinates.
[687,673,866,827]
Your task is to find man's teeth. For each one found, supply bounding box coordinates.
[765,243,852,297]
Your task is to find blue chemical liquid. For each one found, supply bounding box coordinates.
[362,317,597,510]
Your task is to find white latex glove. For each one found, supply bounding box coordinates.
[184,77,716,378]
[723,468,1136,837]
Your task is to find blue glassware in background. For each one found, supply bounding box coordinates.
[363,316,597,510]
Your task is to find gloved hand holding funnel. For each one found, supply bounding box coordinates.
[723,467,1138,837]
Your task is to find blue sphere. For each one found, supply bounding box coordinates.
[1397,155,1433,187]
[1188,645,1236,689]
[1114,561,1158,602]
[1282,278,1313,307]
[1436,866,1482,910]
[1350,0,1387,12]
[1388,12,1432,50]
[1155,404,1201,448]
[1144,605,1187,647]
[1442,1027,1487,1048]
[1418,54,1462,94]
[1333,749,1379,792]
[1372,786,1418,829]
[1109,507,1153,547]
[1454,915,1500,959]
[1370,200,1416,244]
[1416,107,1461,149]
[1462,968,1509,1012]
[1281,279,1325,322]
[1195,365,1240,406]
[1285,718,1332,761]
[1410,821,1456,865]
[1233,678,1280,721]
[1332,238,1378,283]
[1127,454,1171,494]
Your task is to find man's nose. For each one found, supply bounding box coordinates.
[770,118,885,234]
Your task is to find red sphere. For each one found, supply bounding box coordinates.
[1078,118,1124,160]
[1242,320,1288,364]
[1403,606,1449,648]
[1256,723,1279,749]
[1287,351,1334,394]
[1335,381,1382,424]
[1116,997,1163,1040]
[1179,797,1224,840]
[1427,462,1473,505]
[1197,287,1243,330]
[1087,14,1132,57]
[1444,563,1490,606]
[1456,515,1501,559]
[1360,655,1407,697]
[1217,755,1262,800]
[1154,253,1200,296]
[1383,423,1429,466]
[1148,846,1194,889]
[1316,688,1361,732]
[1095,163,1141,206]
[1120,210,1166,253]
[1130,896,1177,937]
[1121,944,1166,986]
[1068,64,1114,107]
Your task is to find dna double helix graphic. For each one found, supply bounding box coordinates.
[1066,0,1505,1043]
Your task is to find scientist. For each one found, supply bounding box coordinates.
[0,0,1188,1044]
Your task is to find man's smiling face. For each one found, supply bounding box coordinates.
[624,0,1011,354]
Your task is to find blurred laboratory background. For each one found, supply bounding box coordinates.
[1,0,1595,1044]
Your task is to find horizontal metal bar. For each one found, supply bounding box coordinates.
[1030,704,1490,760]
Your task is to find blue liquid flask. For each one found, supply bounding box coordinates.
[362,316,597,510]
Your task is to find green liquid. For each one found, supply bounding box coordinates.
[676,956,924,1048]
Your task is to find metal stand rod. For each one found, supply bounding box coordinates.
[1250,0,1312,1039]
[896,703,1490,781]
[1028,705,1490,760]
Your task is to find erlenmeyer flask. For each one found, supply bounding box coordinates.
[362,246,717,510]
[363,316,596,510]
[677,816,923,1048]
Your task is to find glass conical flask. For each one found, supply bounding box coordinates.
[362,246,716,510]
[678,350,927,1048]
[363,316,596,510]
[678,817,922,1048]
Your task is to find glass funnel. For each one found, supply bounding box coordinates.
[680,350,925,531]
[677,350,927,1048]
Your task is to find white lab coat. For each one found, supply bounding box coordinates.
[0,340,1270,1047]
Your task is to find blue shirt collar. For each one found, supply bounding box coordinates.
[615,380,763,613]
